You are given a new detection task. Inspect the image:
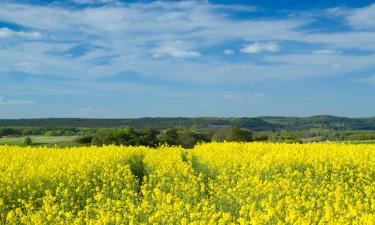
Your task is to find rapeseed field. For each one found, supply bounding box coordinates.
[0,143,374,224]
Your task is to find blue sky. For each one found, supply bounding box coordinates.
[0,0,375,118]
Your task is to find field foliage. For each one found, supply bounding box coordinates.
[0,143,374,224]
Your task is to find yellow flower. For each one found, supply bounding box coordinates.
[0,142,373,224]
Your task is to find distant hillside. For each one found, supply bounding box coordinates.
[259,115,375,130]
[0,118,279,131]
[1,116,375,131]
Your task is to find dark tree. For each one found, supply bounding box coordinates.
[157,128,179,146]
[24,137,32,145]
[226,127,254,142]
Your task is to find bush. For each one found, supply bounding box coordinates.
[90,127,160,147]
[75,136,93,144]
[157,128,179,146]
[24,137,32,145]
[0,128,22,137]
[157,128,209,148]
[254,133,269,141]
[226,127,254,142]
[211,129,229,142]
[346,132,375,141]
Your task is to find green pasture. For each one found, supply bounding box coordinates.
[0,136,79,146]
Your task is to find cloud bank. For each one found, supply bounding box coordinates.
[1,1,375,118]
[0,1,374,95]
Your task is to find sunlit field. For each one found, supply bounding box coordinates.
[0,136,78,146]
[0,143,374,224]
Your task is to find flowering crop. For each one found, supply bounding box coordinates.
[0,143,374,224]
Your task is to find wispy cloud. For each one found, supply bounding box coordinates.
[152,41,201,58]
[223,49,234,55]
[311,49,341,55]
[71,0,118,5]
[0,97,34,106]
[240,42,280,54]
[1,1,375,118]
[346,3,375,30]
[0,1,374,87]
[0,27,41,39]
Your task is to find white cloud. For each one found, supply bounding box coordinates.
[211,4,257,13]
[153,49,201,58]
[0,97,34,106]
[347,3,375,29]
[72,0,117,4]
[223,49,234,55]
[0,1,374,87]
[240,42,280,54]
[300,31,375,50]
[152,41,201,58]
[311,49,341,55]
[326,7,350,17]
[0,27,41,39]
[263,53,375,79]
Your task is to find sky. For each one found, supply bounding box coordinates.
[0,0,375,118]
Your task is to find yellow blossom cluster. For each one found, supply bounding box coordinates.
[0,143,374,224]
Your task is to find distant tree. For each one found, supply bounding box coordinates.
[211,128,230,142]
[157,128,209,148]
[346,131,375,141]
[91,129,117,146]
[254,133,269,141]
[157,128,179,146]
[90,127,159,147]
[138,128,159,147]
[91,135,102,146]
[226,127,254,142]
[24,137,32,145]
[0,128,22,136]
[121,127,138,145]
[177,129,196,148]
[75,135,93,144]
[123,126,135,136]
[190,132,210,145]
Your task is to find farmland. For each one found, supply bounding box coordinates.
[2,116,375,148]
[0,142,373,224]
[0,136,79,146]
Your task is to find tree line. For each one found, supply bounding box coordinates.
[77,127,255,148]
[2,126,375,147]
[1,116,375,130]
